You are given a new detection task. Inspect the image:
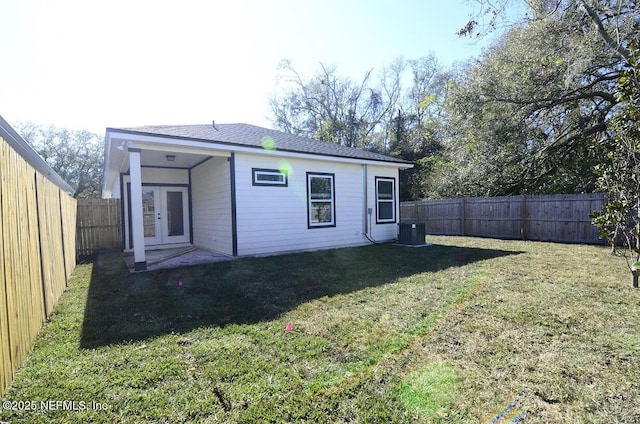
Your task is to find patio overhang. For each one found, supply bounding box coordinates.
[103,130,234,271]
[102,130,232,198]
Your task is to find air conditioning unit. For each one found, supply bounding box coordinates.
[398,222,426,245]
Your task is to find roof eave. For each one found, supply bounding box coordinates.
[105,127,413,167]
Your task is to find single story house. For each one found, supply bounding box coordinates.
[102,123,413,270]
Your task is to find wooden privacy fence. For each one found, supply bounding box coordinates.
[400,193,607,244]
[0,123,77,396]
[76,198,122,257]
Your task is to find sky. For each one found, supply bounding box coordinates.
[1,0,507,136]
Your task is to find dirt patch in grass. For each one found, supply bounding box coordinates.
[1,237,639,423]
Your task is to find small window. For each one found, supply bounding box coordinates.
[252,168,288,186]
[376,177,396,224]
[307,172,335,228]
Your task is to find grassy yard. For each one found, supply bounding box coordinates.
[1,236,639,423]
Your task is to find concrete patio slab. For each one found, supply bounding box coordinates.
[123,246,233,272]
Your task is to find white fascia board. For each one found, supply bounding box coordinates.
[112,131,232,156]
[108,130,413,170]
[102,131,121,198]
[101,130,112,197]
[125,140,231,157]
[258,147,415,168]
[258,148,415,168]
[129,136,413,169]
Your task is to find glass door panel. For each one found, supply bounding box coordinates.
[159,187,189,244]
[142,190,156,237]
[135,186,189,247]
[166,191,185,236]
[142,188,162,245]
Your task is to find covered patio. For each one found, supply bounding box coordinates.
[103,127,235,271]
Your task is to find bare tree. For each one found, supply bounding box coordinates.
[270,59,403,151]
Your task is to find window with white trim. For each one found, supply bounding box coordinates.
[307,172,335,228]
[376,177,396,223]
[252,168,288,186]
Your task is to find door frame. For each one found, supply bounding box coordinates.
[126,183,192,249]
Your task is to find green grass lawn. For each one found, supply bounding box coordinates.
[1,236,639,423]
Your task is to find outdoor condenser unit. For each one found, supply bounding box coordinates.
[398,222,426,245]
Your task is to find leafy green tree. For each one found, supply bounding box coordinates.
[388,55,455,200]
[14,122,103,198]
[591,40,640,287]
[440,0,638,196]
[438,65,537,196]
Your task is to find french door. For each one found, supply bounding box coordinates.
[141,187,190,246]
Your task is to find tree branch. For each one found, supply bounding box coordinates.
[578,0,631,62]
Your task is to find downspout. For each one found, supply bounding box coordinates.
[188,168,194,245]
[362,164,368,236]
[361,164,380,244]
[229,153,238,257]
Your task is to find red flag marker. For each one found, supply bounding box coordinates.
[285,322,292,333]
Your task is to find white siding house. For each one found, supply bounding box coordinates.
[102,123,412,270]
[191,156,233,255]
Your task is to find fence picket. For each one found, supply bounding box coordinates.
[400,194,607,244]
[76,198,121,257]
[0,132,77,396]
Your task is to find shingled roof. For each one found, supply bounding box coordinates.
[112,123,411,165]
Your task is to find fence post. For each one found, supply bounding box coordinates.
[521,195,528,240]
[460,197,466,236]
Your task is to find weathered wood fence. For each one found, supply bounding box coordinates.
[76,198,122,257]
[0,118,77,396]
[400,193,607,244]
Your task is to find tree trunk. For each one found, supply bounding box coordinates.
[633,270,639,288]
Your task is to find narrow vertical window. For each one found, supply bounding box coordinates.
[376,177,396,223]
[166,191,185,236]
[307,173,335,228]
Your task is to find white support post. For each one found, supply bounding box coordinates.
[129,148,146,271]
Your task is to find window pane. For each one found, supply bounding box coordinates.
[378,201,393,220]
[378,180,393,200]
[142,190,156,237]
[376,178,395,223]
[307,173,335,227]
[310,176,332,199]
[311,202,332,223]
[254,169,286,185]
[166,191,184,236]
[257,173,284,183]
